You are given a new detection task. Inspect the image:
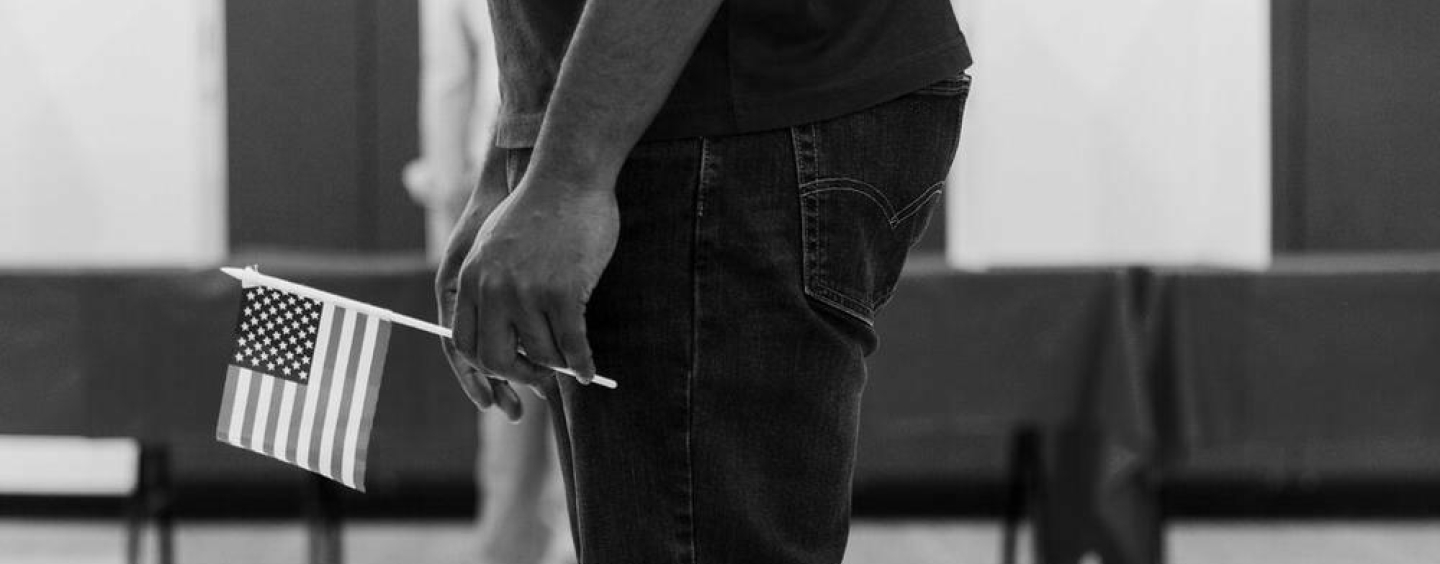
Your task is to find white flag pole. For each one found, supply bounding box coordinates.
[220,267,617,389]
[222,267,447,335]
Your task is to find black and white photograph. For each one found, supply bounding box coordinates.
[2,1,1440,563]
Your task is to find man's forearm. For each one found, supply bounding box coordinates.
[442,129,508,278]
[526,0,725,190]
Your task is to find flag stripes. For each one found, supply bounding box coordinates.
[328,315,364,481]
[274,381,298,462]
[216,294,390,491]
[251,376,274,452]
[295,302,339,474]
[336,316,383,483]
[316,308,357,479]
[348,320,390,486]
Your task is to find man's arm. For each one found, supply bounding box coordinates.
[439,129,528,417]
[450,0,724,407]
[527,0,725,188]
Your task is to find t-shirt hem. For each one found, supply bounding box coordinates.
[728,36,973,134]
[650,35,971,141]
[495,35,972,147]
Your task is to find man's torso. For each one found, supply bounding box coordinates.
[487,0,971,148]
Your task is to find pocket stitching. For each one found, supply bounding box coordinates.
[891,181,945,227]
[804,282,877,327]
[798,180,879,326]
[801,178,944,228]
[798,178,944,324]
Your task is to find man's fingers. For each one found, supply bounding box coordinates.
[491,378,525,421]
[502,348,561,388]
[445,347,494,410]
[476,310,518,377]
[465,368,500,410]
[450,356,523,419]
[513,302,566,369]
[452,288,480,366]
[549,303,596,385]
[442,334,495,410]
[439,285,499,410]
[475,305,554,387]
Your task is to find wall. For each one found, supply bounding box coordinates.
[0,0,227,267]
[225,0,424,253]
[947,0,1271,268]
[1273,1,1440,251]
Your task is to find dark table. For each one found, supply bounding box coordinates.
[0,254,476,491]
[1,253,1155,563]
[1156,253,1440,479]
[867,258,1156,564]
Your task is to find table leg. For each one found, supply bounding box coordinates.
[306,473,344,564]
[1002,428,1042,564]
[135,443,174,564]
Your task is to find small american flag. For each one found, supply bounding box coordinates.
[216,283,392,491]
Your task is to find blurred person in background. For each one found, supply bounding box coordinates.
[405,0,574,563]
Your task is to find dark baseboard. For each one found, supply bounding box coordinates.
[164,481,478,520]
[0,495,132,518]
[9,479,1440,520]
[1162,479,1440,519]
[853,480,1009,517]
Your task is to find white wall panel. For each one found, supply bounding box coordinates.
[947,0,1270,269]
[0,0,226,266]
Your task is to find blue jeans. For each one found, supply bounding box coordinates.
[513,73,970,564]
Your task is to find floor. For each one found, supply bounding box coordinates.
[3,518,1440,564]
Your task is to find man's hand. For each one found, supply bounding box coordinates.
[451,175,616,407]
[436,146,531,420]
[439,0,720,418]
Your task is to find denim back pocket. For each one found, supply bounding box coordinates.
[791,74,969,326]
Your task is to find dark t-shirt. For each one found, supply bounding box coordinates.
[489,0,972,148]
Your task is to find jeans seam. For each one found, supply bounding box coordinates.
[686,137,711,564]
[791,124,817,296]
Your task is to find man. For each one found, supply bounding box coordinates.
[437,1,971,562]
